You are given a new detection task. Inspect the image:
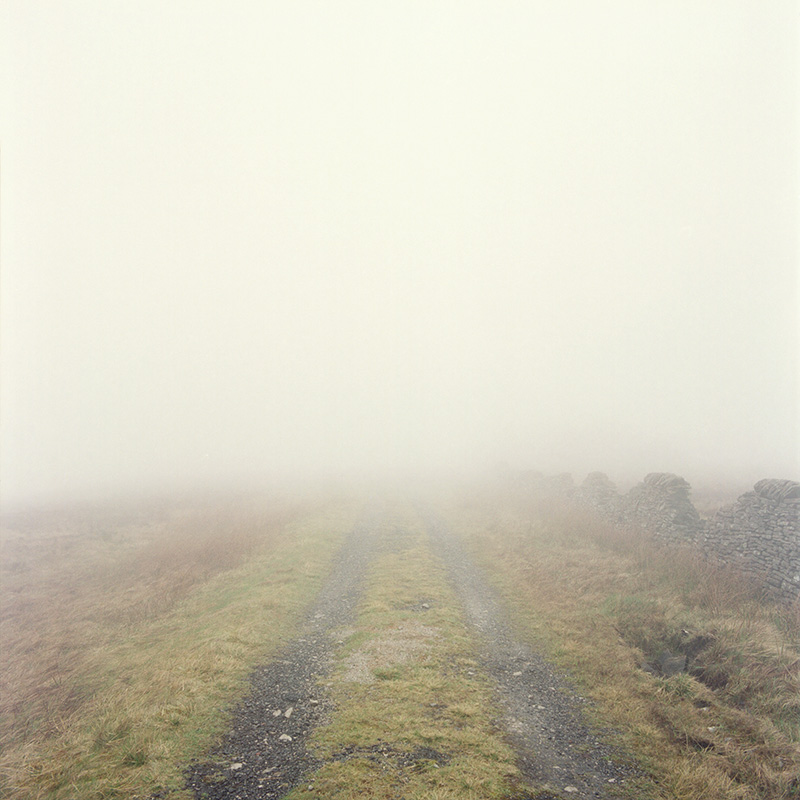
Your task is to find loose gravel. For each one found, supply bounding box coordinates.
[425,512,642,799]
[183,514,380,799]
[178,507,645,799]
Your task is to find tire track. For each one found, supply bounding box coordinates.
[425,512,642,799]
[183,512,384,800]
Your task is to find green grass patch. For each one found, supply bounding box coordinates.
[286,510,528,800]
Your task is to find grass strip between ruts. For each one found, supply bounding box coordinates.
[285,509,530,800]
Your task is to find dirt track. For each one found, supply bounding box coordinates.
[425,511,639,797]
[183,514,380,799]
[181,507,641,799]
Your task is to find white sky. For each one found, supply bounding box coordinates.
[1,1,798,504]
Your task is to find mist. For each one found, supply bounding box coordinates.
[1,1,797,507]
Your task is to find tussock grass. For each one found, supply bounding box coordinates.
[449,491,800,800]
[0,494,356,800]
[287,510,525,800]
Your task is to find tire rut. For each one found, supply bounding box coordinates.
[425,513,643,799]
[181,513,383,799]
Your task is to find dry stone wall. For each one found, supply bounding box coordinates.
[572,472,800,604]
[700,480,800,600]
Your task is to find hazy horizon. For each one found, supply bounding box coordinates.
[2,2,798,508]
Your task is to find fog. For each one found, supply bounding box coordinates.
[1,2,797,507]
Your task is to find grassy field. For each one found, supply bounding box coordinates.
[0,492,358,800]
[445,487,800,800]
[3,488,799,800]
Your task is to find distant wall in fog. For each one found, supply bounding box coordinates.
[565,472,800,604]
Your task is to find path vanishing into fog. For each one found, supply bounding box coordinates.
[424,512,638,796]
[181,505,639,800]
[183,512,382,798]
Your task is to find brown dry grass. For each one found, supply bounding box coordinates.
[449,489,800,800]
[0,492,352,799]
[1,496,293,746]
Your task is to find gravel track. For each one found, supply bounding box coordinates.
[178,506,643,799]
[425,512,641,799]
[182,514,381,799]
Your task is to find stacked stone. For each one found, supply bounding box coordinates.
[542,472,576,499]
[753,478,800,503]
[526,468,799,603]
[620,472,704,544]
[576,472,620,517]
[703,479,800,603]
